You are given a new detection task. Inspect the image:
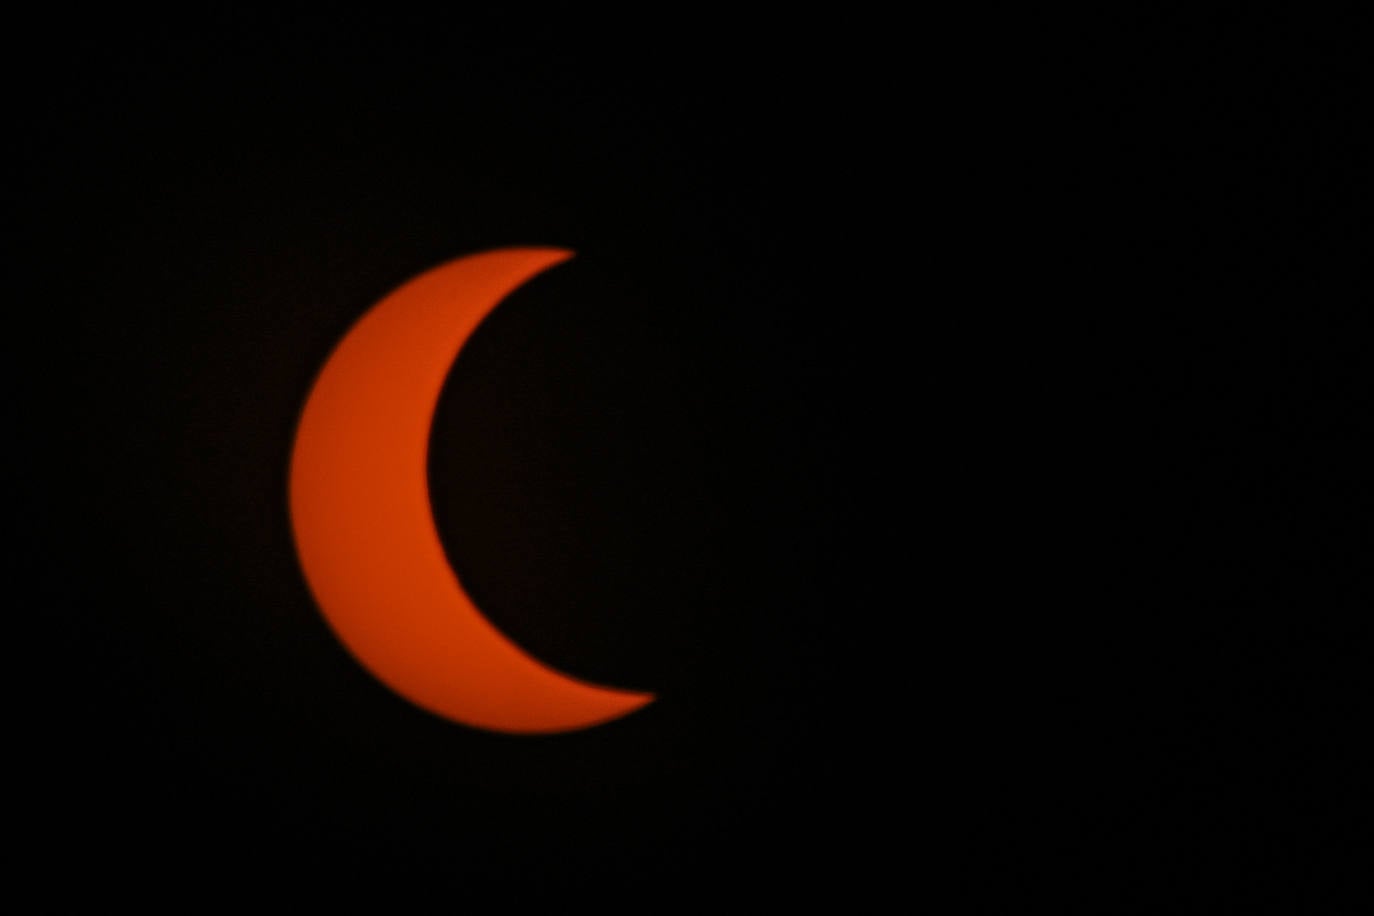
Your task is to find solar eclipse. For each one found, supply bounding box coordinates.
[289,247,655,734]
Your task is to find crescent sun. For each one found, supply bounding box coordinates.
[288,247,655,734]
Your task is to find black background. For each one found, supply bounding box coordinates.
[16,8,1371,907]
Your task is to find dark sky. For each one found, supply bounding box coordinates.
[16,9,1370,906]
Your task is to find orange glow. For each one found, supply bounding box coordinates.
[288,248,654,734]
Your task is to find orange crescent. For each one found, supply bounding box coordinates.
[288,247,654,734]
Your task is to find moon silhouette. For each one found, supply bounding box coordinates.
[288,247,655,734]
